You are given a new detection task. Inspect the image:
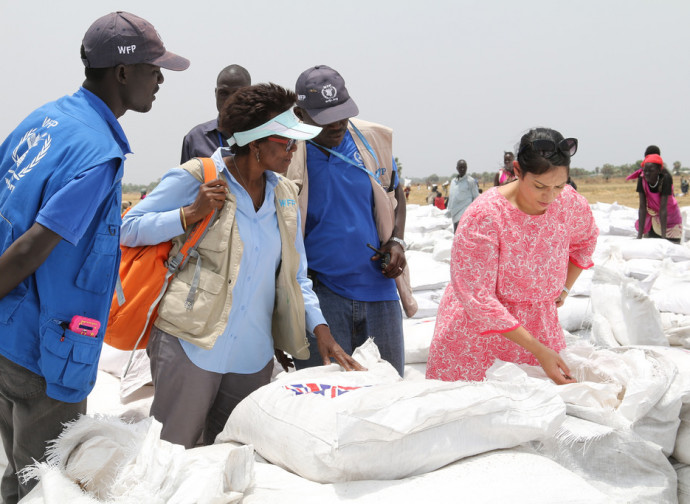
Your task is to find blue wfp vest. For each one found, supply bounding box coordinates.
[0,88,129,402]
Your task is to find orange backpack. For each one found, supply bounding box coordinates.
[105,158,218,354]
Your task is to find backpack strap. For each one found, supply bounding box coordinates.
[124,158,219,375]
[166,157,219,309]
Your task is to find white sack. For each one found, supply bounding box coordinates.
[97,344,130,377]
[660,312,690,348]
[19,465,101,504]
[21,416,253,504]
[431,237,452,263]
[403,362,427,381]
[404,205,451,233]
[677,420,690,465]
[590,265,667,347]
[679,464,690,504]
[589,313,620,348]
[488,343,682,455]
[242,447,607,504]
[568,267,594,297]
[402,317,435,364]
[217,340,565,483]
[533,415,677,504]
[406,250,449,291]
[649,260,690,315]
[615,237,690,262]
[86,371,152,423]
[569,344,681,455]
[119,350,152,399]
[404,230,441,253]
[409,288,444,318]
[635,345,690,463]
[623,258,663,280]
[558,296,592,332]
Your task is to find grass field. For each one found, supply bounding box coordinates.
[124,175,690,213]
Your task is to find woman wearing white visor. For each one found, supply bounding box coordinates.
[122,83,364,448]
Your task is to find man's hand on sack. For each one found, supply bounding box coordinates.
[314,325,366,371]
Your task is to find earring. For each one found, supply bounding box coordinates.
[256,151,260,162]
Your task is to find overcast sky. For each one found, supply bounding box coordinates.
[1,1,689,184]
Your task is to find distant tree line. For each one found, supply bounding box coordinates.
[404,160,689,187]
[596,160,688,181]
[122,180,161,194]
[409,167,590,187]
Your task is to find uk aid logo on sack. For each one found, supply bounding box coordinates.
[284,383,370,398]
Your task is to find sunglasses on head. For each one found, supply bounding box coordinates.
[267,136,297,152]
[521,138,578,159]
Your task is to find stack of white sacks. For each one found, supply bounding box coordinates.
[16,201,690,503]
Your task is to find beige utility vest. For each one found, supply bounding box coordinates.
[155,158,306,353]
[286,118,418,319]
[287,118,397,243]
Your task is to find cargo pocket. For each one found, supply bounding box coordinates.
[76,232,118,294]
[38,319,101,393]
[157,267,224,337]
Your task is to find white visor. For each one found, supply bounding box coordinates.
[227,109,322,148]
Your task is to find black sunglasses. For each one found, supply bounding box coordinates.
[521,138,578,159]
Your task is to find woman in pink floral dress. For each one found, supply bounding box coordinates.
[426,127,598,385]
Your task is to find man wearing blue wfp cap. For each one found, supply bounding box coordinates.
[0,12,188,502]
[287,65,412,376]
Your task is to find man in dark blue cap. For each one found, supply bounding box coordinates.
[0,12,188,502]
[287,65,412,376]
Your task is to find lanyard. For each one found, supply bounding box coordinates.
[308,122,382,185]
[217,131,224,149]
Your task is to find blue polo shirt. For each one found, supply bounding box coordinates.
[303,131,398,302]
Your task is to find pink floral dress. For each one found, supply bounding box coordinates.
[426,185,598,382]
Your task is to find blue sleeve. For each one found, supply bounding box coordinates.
[36,160,118,245]
[295,208,328,332]
[121,168,201,247]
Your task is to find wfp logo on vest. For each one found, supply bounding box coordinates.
[375,167,387,179]
[118,45,137,54]
[353,152,365,168]
[5,123,54,192]
[279,198,296,207]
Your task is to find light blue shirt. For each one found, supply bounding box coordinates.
[447,175,479,223]
[121,147,327,374]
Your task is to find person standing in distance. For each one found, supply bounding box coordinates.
[181,64,251,163]
[447,159,479,232]
[0,12,188,503]
[287,65,408,376]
